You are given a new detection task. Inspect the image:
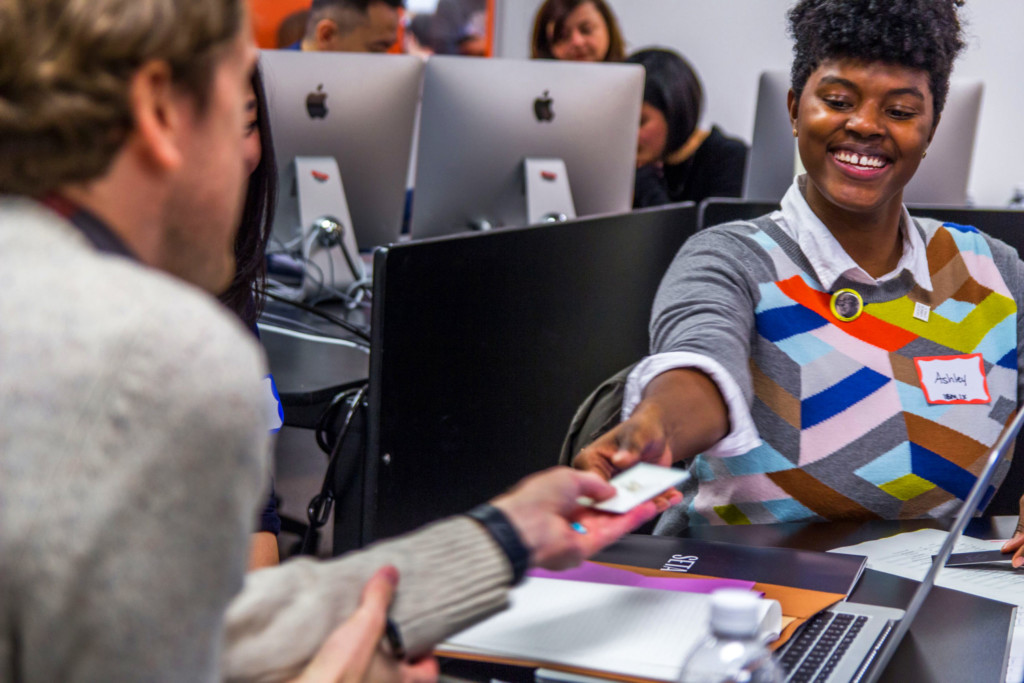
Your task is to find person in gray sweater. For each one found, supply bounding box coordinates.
[0,1,674,681]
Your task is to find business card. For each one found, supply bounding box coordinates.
[590,463,690,514]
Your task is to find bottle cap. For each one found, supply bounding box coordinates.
[709,589,761,637]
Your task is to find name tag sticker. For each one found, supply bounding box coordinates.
[914,354,990,405]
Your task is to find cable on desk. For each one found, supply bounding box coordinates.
[266,232,371,310]
[258,311,350,340]
[301,383,368,556]
[264,289,371,343]
[314,385,365,455]
[309,274,373,309]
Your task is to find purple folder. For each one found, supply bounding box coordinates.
[527,561,756,593]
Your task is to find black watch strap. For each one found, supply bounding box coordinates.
[465,503,530,584]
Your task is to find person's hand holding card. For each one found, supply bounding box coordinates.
[586,463,690,514]
[491,467,683,572]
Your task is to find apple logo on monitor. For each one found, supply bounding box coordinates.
[306,84,328,119]
[534,90,554,122]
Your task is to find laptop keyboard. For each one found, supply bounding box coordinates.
[780,610,869,682]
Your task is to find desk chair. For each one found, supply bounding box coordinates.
[697,197,779,232]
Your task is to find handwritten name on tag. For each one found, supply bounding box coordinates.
[914,354,990,405]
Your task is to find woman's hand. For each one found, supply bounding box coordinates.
[572,400,674,482]
[1000,494,1024,568]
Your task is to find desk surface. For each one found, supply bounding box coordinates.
[441,518,1018,683]
[259,298,370,394]
[669,516,1019,553]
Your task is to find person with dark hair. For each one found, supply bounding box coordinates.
[427,0,488,56]
[0,0,679,681]
[277,9,311,48]
[575,1,1024,552]
[531,0,624,62]
[299,0,404,53]
[219,66,284,571]
[221,70,276,331]
[405,12,437,56]
[627,48,748,208]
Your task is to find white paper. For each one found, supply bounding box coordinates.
[439,577,779,682]
[830,528,1024,682]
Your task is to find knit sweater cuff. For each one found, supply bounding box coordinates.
[464,503,530,584]
[391,516,514,656]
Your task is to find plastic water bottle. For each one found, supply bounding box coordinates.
[678,589,784,683]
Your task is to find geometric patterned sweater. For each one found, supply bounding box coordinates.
[650,215,1024,531]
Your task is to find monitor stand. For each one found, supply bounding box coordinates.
[524,158,577,225]
[294,156,366,300]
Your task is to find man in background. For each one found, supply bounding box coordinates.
[299,0,403,53]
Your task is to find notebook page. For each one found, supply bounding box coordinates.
[440,577,778,682]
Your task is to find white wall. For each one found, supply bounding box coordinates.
[495,0,1024,207]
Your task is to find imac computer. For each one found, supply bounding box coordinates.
[259,50,423,298]
[744,70,983,207]
[743,70,797,203]
[903,81,983,206]
[409,56,644,239]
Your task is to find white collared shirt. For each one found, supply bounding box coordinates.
[774,175,933,292]
[623,176,934,457]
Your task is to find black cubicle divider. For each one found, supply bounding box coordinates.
[697,197,779,231]
[906,206,1024,241]
[362,202,698,544]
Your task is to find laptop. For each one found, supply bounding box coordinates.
[902,81,983,207]
[776,405,1024,683]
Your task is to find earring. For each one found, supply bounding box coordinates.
[792,128,798,137]
[922,150,928,159]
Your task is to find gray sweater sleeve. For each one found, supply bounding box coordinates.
[221,516,512,682]
[649,225,771,406]
[0,241,271,683]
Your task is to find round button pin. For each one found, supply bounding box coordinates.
[830,288,863,322]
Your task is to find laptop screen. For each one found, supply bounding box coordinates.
[866,405,1024,682]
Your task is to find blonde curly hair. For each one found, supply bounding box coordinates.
[0,0,244,196]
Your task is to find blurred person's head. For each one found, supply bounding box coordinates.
[277,9,311,48]
[220,66,276,327]
[0,0,256,294]
[457,9,488,57]
[404,12,436,57]
[626,49,703,167]
[531,0,624,62]
[303,0,403,53]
